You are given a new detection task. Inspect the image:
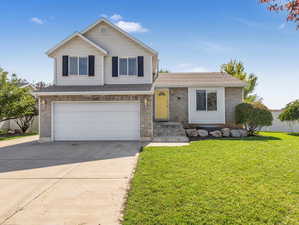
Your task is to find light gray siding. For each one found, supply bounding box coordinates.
[84,22,153,84]
[51,36,105,86]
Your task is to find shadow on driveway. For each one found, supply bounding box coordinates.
[0,141,142,174]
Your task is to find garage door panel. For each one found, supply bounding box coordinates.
[53,102,140,141]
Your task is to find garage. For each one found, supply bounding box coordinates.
[52,102,140,141]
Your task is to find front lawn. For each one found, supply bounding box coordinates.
[123,133,299,225]
[0,133,37,141]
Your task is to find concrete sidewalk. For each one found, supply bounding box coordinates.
[0,135,39,148]
[0,140,141,225]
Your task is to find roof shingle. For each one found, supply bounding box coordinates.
[155,72,246,87]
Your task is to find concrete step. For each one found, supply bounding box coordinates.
[153,136,189,143]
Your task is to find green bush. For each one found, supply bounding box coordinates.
[279,100,299,122]
[235,102,273,135]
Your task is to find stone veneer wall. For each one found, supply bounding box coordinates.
[225,87,243,125]
[39,95,153,141]
[169,88,189,123]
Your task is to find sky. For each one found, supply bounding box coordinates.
[0,0,298,109]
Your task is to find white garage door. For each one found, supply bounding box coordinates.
[53,102,140,141]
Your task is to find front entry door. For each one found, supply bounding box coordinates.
[155,89,169,120]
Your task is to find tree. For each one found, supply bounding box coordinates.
[0,68,37,133]
[235,102,273,135]
[279,100,299,122]
[159,69,170,73]
[260,0,299,29]
[221,60,259,102]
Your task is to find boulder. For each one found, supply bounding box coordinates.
[185,129,198,137]
[209,130,222,138]
[7,129,15,135]
[221,128,231,137]
[197,129,209,137]
[239,129,248,137]
[230,129,241,138]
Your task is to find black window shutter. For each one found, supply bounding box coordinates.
[138,56,144,77]
[112,56,118,77]
[62,55,68,76]
[88,55,95,76]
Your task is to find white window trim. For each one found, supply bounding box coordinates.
[196,89,218,112]
[69,56,89,76]
[118,57,138,76]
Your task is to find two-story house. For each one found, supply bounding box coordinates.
[36,18,246,142]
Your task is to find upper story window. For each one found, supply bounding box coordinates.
[196,90,217,111]
[69,56,88,76]
[119,57,137,76]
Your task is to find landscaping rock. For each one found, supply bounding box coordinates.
[7,129,15,135]
[209,130,222,138]
[240,129,248,137]
[185,129,198,137]
[197,129,209,137]
[231,129,241,137]
[221,128,231,137]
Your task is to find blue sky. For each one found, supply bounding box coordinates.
[0,0,298,109]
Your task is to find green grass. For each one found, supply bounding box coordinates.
[123,133,299,225]
[0,133,37,141]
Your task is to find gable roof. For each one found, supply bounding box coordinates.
[46,32,108,56]
[155,72,247,87]
[81,18,158,56]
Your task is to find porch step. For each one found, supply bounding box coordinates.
[153,122,189,143]
[153,136,189,143]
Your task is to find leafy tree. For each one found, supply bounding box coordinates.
[221,60,259,102]
[235,102,273,135]
[0,68,37,133]
[279,100,299,122]
[260,0,299,29]
[159,69,170,73]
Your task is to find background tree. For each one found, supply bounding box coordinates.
[0,68,37,133]
[260,0,299,29]
[221,60,259,102]
[235,102,273,135]
[279,100,299,122]
[159,69,170,73]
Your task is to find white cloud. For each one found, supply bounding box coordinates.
[100,14,108,18]
[115,20,148,33]
[30,17,44,24]
[110,14,122,21]
[278,23,286,30]
[173,63,208,72]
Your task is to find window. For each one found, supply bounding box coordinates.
[119,58,128,76]
[69,56,88,76]
[69,57,78,75]
[119,57,137,76]
[128,58,137,75]
[196,90,217,111]
[79,57,88,75]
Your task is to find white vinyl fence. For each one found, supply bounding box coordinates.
[261,110,299,133]
[0,116,39,133]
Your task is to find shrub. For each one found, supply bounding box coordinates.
[279,100,299,122]
[235,102,273,135]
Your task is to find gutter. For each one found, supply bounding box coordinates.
[34,89,155,97]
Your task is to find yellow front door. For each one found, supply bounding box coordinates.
[155,89,169,120]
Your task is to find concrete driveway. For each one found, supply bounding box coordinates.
[0,139,141,225]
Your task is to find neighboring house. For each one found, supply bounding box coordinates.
[261,110,299,132]
[35,18,246,142]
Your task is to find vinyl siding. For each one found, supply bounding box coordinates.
[84,22,153,84]
[51,36,105,86]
